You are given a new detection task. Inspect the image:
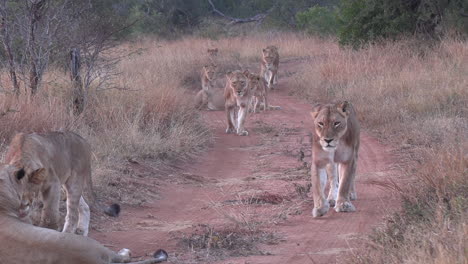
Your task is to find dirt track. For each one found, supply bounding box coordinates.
[91,59,399,264]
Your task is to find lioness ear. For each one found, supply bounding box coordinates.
[29,168,46,185]
[337,101,350,117]
[226,71,233,79]
[243,69,250,76]
[310,103,322,119]
[262,48,267,53]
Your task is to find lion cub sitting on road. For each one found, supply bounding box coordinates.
[0,164,166,264]
[224,70,251,136]
[310,101,360,217]
[5,131,119,236]
[260,45,279,90]
[196,64,218,110]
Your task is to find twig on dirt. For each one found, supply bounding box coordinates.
[0,109,18,117]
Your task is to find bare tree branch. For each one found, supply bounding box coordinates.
[207,0,278,25]
[0,14,20,96]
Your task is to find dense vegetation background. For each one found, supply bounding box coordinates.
[1,0,466,96]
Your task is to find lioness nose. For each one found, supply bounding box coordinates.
[324,139,333,143]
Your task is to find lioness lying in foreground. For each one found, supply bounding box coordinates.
[0,164,167,264]
[5,131,119,236]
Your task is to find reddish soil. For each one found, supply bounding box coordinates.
[91,59,399,264]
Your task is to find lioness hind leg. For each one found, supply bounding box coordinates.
[63,175,83,234]
[75,196,90,236]
[335,162,357,213]
[349,180,357,201]
[253,97,259,113]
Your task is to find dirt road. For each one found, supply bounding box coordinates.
[91,59,398,264]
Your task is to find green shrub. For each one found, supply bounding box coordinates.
[337,0,468,48]
[296,6,340,36]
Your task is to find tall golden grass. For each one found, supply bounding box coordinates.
[288,37,467,263]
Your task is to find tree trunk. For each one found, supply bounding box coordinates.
[70,48,84,115]
[28,0,46,95]
[0,18,20,96]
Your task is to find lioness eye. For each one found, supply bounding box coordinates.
[318,122,324,127]
[334,122,341,127]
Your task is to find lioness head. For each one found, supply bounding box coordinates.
[3,163,46,219]
[0,165,30,217]
[262,46,278,69]
[207,48,218,57]
[311,101,351,152]
[245,72,262,93]
[227,70,250,97]
[19,167,45,218]
[203,64,217,81]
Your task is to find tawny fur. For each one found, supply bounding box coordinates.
[309,101,360,217]
[5,131,115,236]
[260,46,279,90]
[195,64,218,110]
[0,164,160,264]
[245,71,268,113]
[245,71,282,113]
[224,70,251,136]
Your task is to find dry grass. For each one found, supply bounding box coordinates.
[0,39,215,203]
[0,33,465,261]
[352,148,467,264]
[289,37,467,263]
[179,224,279,261]
[292,38,467,148]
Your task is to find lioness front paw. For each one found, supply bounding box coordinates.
[237,130,249,136]
[312,203,330,218]
[335,201,356,213]
[226,127,236,134]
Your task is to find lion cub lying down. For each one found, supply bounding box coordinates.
[310,101,360,217]
[0,164,167,264]
[5,131,119,236]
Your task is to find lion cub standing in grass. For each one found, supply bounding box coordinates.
[260,45,279,90]
[195,64,219,110]
[224,70,251,136]
[310,101,360,217]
